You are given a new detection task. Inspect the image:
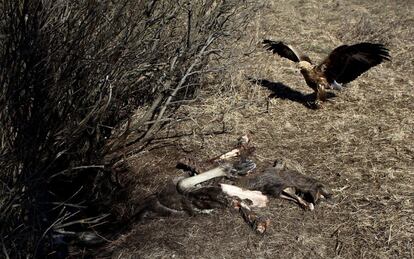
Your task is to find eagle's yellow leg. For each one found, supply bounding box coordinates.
[317,85,327,102]
[314,85,326,109]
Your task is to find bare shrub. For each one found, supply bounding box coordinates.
[0,0,256,257]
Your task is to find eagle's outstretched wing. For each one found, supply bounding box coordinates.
[318,43,390,84]
[263,40,312,63]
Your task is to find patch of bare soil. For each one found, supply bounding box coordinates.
[105,1,414,258]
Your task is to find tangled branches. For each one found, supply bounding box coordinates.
[0,0,257,257]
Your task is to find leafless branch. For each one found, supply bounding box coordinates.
[0,0,258,256]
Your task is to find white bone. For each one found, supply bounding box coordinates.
[177,165,231,192]
[219,148,241,160]
[220,184,268,208]
[282,187,314,211]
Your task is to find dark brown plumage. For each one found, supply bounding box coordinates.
[263,39,313,64]
[263,39,391,108]
[317,43,391,84]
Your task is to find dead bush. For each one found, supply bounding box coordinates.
[0,0,256,257]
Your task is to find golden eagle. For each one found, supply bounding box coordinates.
[263,40,390,108]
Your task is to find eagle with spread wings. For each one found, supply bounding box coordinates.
[263,40,390,108]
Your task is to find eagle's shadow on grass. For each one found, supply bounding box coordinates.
[248,78,336,110]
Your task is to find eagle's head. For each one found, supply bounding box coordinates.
[298,61,313,72]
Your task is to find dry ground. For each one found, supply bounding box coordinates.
[105,1,413,258]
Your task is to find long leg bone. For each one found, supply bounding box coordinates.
[177,164,232,193]
[208,134,255,162]
[177,134,255,177]
[220,184,268,208]
[281,187,314,211]
[206,145,255,163]
[217,147,246,160]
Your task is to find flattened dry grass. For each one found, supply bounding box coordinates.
[107,0,414,258]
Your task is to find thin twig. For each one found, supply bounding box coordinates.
[50,165,105,179]
[143,34,216,140]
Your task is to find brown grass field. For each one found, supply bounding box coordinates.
[105,1,413,258]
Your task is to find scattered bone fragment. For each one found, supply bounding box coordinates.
[232,199,270,234]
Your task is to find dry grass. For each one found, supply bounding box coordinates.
[106,0,414,258]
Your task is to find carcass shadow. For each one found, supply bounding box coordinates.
[248,78,336,109]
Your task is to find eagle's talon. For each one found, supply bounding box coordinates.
[305,101,318,109]
[314,101,323,109]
